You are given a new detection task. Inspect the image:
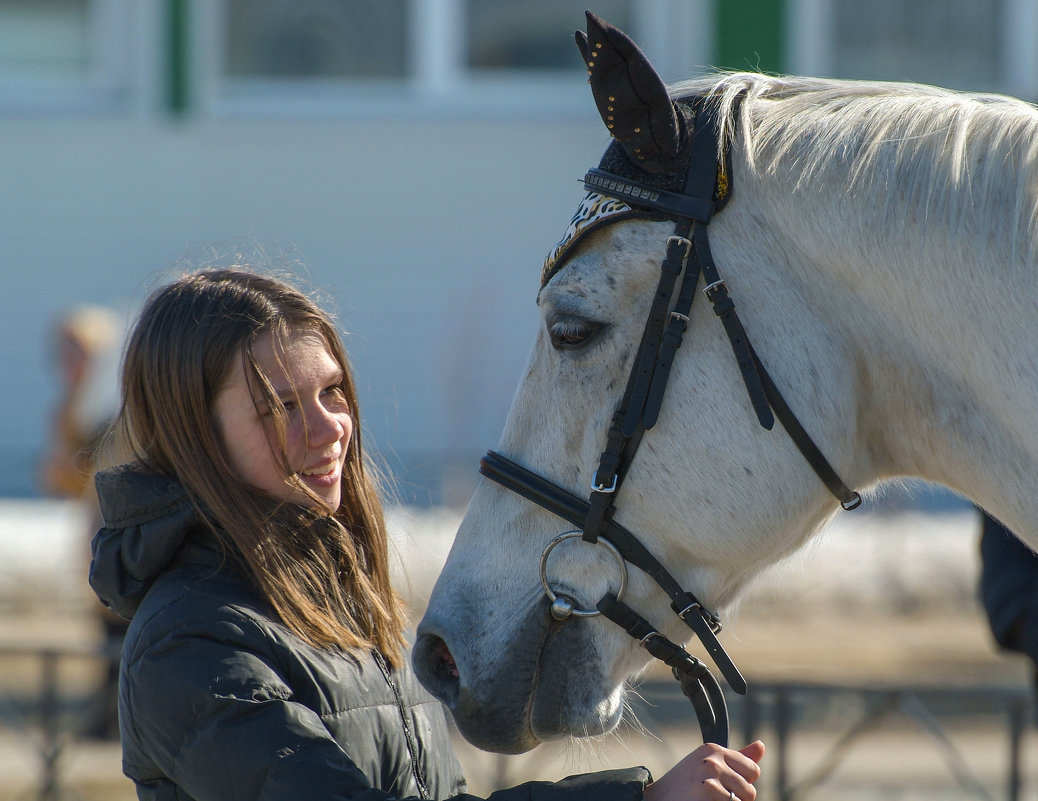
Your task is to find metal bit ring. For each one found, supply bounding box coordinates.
[539,530,629,620]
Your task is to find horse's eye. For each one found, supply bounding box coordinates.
[548,317,602,350]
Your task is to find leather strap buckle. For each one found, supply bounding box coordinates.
[703,278,726,298]
[666,235,692,258]
[591,471,618,493]
[677,600,722,634]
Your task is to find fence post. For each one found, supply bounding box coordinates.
[774,686,792,801]
[1008,697,1025,801]
[39,650,61,801]
[742,687,760,745]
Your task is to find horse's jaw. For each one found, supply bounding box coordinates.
[414,582,632,754]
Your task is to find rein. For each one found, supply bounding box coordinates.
[480,95,864,746]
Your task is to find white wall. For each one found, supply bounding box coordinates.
[0,107,608,500]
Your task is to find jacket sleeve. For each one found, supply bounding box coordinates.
[474,768,651,801]
[979,511,1038,660]
[121,612,400,801]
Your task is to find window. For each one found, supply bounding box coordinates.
[203,0,657,116]
[465,0,630,72]
[223,0,408,79]
[788,0,1038,99]
[832,0,1002,90]
[0,0,144,113]
[0,0,91,77]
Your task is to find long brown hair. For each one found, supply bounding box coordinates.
[113,268,407,664]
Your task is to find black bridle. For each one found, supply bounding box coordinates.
[479,97,861,746]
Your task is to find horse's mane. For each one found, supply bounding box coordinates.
[671,73,1038,263]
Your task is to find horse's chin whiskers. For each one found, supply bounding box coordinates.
[618,683,661,745]
[612,680,684,767]
[545,693,638,772]
[546,724,608,775]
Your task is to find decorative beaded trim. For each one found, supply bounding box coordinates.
[541,192,654,287]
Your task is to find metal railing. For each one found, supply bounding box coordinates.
[1,642,1034,801]
[0,641,121,801]
[742,681,1034,801]
[477,678,1035,799]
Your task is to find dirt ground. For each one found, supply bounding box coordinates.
[449,607,1037,800]
[0,605,1032,801]
[0,502,1032,799]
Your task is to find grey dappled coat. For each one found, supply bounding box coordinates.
[89,465,652,801]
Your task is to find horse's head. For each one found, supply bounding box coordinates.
[414,13,863,754]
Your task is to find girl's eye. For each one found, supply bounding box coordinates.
[548,317,602,350]
[323,386,350,412]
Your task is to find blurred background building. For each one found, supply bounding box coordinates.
[1,4,1037,799]
[2,0,1036,506]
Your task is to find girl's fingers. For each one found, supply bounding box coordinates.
[722,742,764,782]
[701,776,756,801]
[737,740,766,765]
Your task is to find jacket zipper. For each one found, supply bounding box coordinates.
[373,651,430,800]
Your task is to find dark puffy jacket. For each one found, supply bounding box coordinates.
[979,511,1038,668]
[90,465,651,801]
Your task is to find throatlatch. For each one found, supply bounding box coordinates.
[480,12,862,747]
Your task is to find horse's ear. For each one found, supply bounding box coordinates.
[575,30,590,66]
[579,12,689,174]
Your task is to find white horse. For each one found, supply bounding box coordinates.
[413,23,1038,755]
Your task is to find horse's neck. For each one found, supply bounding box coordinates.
[725,163,1038,546]
[859,284,1038,523]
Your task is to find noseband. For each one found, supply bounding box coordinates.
[480,97,861,746]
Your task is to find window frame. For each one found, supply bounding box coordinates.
[0,0,156,115]
[786,0,1038,99]
[191,0,715,119]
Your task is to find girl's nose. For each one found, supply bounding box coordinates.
[307,402,349,446]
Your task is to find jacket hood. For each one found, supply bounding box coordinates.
[89,465,215,619]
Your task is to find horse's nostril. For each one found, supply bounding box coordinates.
[412,633,460,709]
[434,639,459,679]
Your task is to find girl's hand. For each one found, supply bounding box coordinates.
[643,741,765,801]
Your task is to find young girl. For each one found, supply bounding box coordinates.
[89,268,764,801]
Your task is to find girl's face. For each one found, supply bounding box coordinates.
[214,329,353,512]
